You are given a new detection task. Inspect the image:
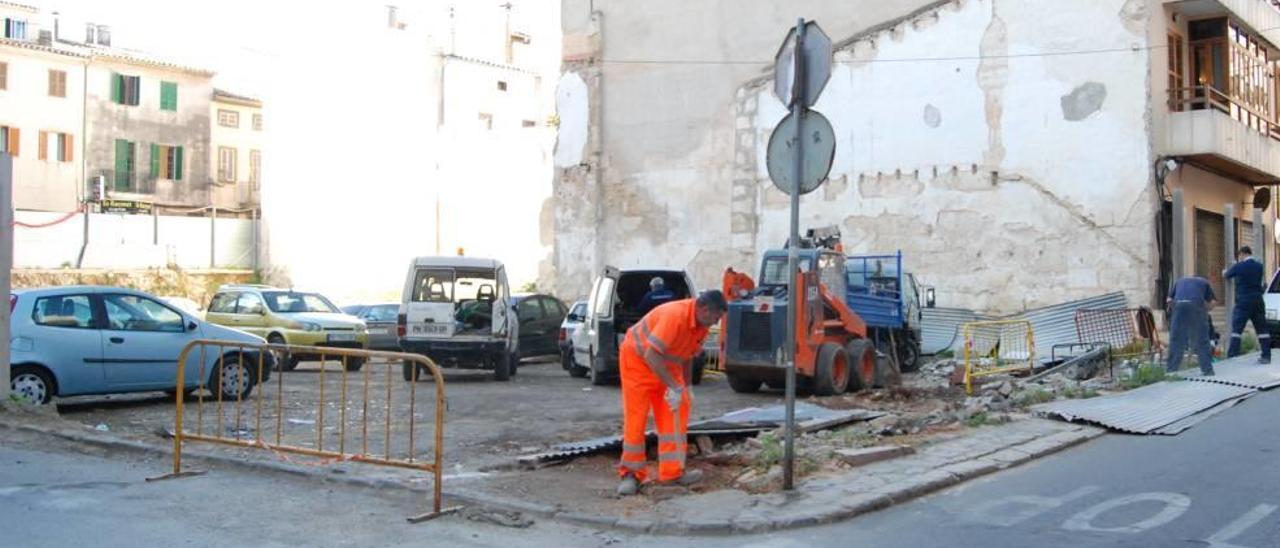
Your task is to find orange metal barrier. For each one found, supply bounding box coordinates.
[147,339,454,523]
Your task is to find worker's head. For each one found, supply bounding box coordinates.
[1238,246,1253,259]
[694,290,728,327]
[649,277,665,291]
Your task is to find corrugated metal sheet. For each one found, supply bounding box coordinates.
[1033,381,1255,435]
[922,307,991,354]
[1178,357,1280,390]
[1007,292,1128,359]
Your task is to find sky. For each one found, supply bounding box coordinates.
[27,0,563,303]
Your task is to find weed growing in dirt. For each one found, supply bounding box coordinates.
[1122,363,1167,390]
[1060,385,1100,399]
[964,412,1011,428]
[1015,388,1056,408]
[754,433,783,472]
[1243,333,1259,354]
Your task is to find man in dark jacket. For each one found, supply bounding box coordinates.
[1166,276,1217,375]
[1223,246,1271,364]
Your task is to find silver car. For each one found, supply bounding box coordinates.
[8,285,272,405]
[342,303,401,352]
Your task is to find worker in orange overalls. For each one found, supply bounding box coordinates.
[720,267,755,366]
[616,290,728,496]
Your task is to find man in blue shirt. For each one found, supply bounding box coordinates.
[1223,246,1271,364]
[637,277,675,316]
[1166,275,1217,375]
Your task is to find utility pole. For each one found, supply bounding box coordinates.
[2,153,13,401]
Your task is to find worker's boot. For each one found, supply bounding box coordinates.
[616,473,639,496]
[675,468,703,486]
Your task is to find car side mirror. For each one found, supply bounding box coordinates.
[925,288,936,308]
[187,320,198,332]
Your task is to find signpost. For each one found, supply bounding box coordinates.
[1,153,12,401]
[766,19,833,491]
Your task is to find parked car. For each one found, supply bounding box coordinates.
[398,256,517,382]
[8,286,272,405]
[204,284,369,372]
[560,300,588,376]
[512,293,568,362]
[342,303,401,351]
[575,266,706,386]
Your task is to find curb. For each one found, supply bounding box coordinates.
[0,418,1103,535]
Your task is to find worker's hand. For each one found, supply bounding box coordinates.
[664,386,683,410]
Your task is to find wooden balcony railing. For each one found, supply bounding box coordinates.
[1168,84,1280,141]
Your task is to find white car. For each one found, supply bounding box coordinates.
[398,256,518,381]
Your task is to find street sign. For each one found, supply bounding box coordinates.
[772,21,833,108]
[766,109,836,196]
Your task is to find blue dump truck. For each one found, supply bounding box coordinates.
[845,251,930,372]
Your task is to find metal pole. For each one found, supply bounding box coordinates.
[1224,204,1235,355]
[1,153,13,400]
[783,18,805,492]
[152,204,159,245]
[252,208,260,272]
[74,202,88,268]
[1172,189,1185,281]
[210,206,217,268]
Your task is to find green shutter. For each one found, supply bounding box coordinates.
[111,73,122,104]
[150,143,159,178]
[114,139,129,190]
[174,146,184,180]
[160,81,177,111]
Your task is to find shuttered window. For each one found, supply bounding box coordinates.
[159,81,177,111]
[0,126,19,157]
[218,147,236,182]
[114,139,136,190]
[111,73,141,106]
[0,62,8,90]
[150,143,184,181]
[38,131,73,162]
[48,69,67,98]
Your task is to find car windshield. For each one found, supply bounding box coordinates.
[760,256,813,286]
[262,292,339,313]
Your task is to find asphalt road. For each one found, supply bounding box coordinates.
[711,387,1280,548]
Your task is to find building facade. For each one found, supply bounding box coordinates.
[210,89,263,211]
[553,0,1280,315]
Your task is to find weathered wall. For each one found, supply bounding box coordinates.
[551,0,945,299]
[85,59,213,206]
[740,0,1156,313]
[12,268,254,308]
[13,210,256,270]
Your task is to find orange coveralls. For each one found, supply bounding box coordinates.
[618,299,709,482]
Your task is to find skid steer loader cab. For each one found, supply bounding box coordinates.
[580,265,704,386]
[398,256,518,381]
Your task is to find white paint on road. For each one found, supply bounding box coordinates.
[1061,492,1192,534]
[1206,504,1278,548]
[962,485,1102,527]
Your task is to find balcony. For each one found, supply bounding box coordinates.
[1167,0,1280,40]
[1165,85,1280,183]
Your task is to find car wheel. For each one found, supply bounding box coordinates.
[211,356,255,400]
[10,365,55,405]
[402,360,422,382]
[493,353,512,382]
[344,357,364,372]
[268,334,298,371]
[509,351,520,377]
[589,350,611,386]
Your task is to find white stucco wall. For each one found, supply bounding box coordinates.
[737,0,1155,313]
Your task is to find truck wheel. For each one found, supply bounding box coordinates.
[567,350,589,378]
[727,373,761,393]
[493,353,512,381]
[897,336,921,373]
[844,340,877,392]
[813,343,850,396]
[589,350,612,386]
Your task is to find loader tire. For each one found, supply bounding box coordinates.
[844,339,877,393]
[813,343,850,396]
[726,373,761,393]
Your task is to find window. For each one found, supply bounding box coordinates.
[32,295,94,329]
[0,62,7,90]
[252,113,262,131]
[217,147,237,182]
[412,269,454,303]
[48,70,67,98]
[591,277,615,319]
[261,291,338,314]
[38,131,73,162]
[478,112,493,130]
[249,150,261,188]
[103,294,185,333]
[111,73,141,106]
[497,80,508,91]
[150,144,185,181]
[235,293,265,315]
[218,109,240,128]
[517,299,543,323]
[114,139,135,190]
[0,126,18,157]
[159,81,178,111]
[1168,31,1185,111]
[365,304,399,322]
[208,293,238,314]
[542,297,566,318]
[4,18,28,40]
[522,120,537,128]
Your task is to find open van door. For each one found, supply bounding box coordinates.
[493,266,515,351]
[586,266,620,385]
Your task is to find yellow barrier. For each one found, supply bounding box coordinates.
[962,320,1035,395]
[146,339,456,523]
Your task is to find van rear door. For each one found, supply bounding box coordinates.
[1265,270,1280,335]
[405,267,456,340]
[589,266,621,371]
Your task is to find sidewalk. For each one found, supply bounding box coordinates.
[0,401,1101,535]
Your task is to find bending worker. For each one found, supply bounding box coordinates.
[1223,246,1271,364]
[617,290,727,496]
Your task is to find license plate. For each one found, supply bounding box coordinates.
[367,328,387,335]
[328,333,357,342]
[412,324,449,335]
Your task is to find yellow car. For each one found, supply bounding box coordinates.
[204,285,369,371]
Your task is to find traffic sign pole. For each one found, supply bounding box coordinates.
[783,17,804,492]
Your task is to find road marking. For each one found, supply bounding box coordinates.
[961,486,1101,527]
[1062,492,1191,534]
[1206,504,1278,548]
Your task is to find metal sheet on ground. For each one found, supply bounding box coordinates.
[1032,381,1255,435]
[517,403,881,465]
[1177,357,1280,390]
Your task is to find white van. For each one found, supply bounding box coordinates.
[398,256,518,381]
